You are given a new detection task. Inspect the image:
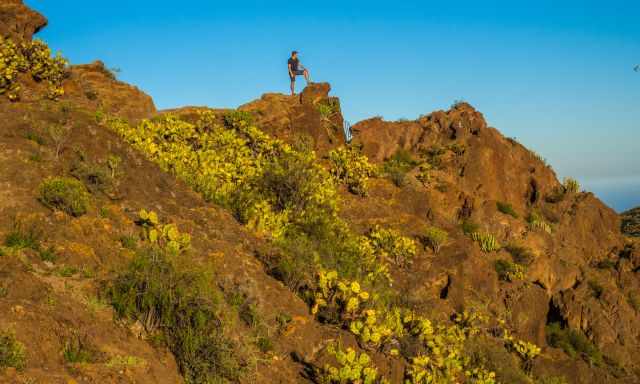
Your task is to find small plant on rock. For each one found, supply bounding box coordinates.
[496,201,518,218]
[472,232,501,253]
[527,212,552,234]
[563,177,580,194]
[423,226,448,253]
[494,260,526,282]
[382,149,419,187]
[38,177,89,216]
[0,329,26,370]
[317,343,383,384]
[367,226,417,267]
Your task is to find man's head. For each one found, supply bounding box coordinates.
[291,50,298,59]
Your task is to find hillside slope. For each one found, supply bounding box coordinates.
[622,207,640,237]
[1,2,639,384]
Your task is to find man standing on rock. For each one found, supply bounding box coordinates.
[288,50,310,95]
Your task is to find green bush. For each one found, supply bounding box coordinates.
[4,222,40,250]
[62,333,97,363]
[0,329,26,370]
[423,226,448,253]
[496,201,518,218]
[461,220,480,236]
[495,260,526,282]
[105,246,243,383]
[70,156,120,195]
[38,177,89,216]
[588,280,605,299]
[505,244,535,265]
[546,322,603,366]
[382,149,419,187]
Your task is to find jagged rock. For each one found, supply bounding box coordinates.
[0,0,47,41]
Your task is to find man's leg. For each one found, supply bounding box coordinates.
[303,69,310,84]
[290,78,295,95]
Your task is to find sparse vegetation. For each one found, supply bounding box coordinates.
[563,177,580,194]
[105,212,243,383]
[38,177,90,216]
[472,232,501,253]
[496,201,518,218]
[527,212,552,234]
[47,122,72,159]
[4,221,41,251]
[546,322,603,366]
[495,259,526,282]
[62,333,97,364]
[70,154,122,195]
[461,220,480,236]
[0,329,26,370]
[588,280,605,299]
[382,149,419,187]
[504,244,536,266]
[106,355,145,369]
[422,226,448,253]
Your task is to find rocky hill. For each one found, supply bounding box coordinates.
[1,2,639,384]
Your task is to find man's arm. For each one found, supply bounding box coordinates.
[288,63,294,77]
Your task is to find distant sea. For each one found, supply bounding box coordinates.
[583,176,640,213]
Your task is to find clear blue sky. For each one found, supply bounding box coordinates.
[28,0,640,212]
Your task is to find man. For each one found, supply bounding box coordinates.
[288,50,310,95]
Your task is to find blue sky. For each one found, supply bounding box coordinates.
[29,0,640,212]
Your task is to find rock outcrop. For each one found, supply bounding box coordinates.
[0,0,47,41]
[239,82,345,154]
[65,61,157,121]
[622,207,640,237]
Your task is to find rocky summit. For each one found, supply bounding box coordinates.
[0,2,638,384]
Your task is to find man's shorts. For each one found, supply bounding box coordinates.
[290,69,305,81]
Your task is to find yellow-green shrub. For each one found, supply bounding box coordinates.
[0,37,67,100]
[423,226,448,253]
[38,177,89,216]
[494,260,526,282]
[0,329,26,370]
[137,209,191,254]
[367,226,417,267]
[319,343,385,384]
[563,177,580,194]
[328,146,377,196]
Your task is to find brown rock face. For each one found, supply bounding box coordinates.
[65,61,157,121]
[239,82,346,154]
[0,0,47,41]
